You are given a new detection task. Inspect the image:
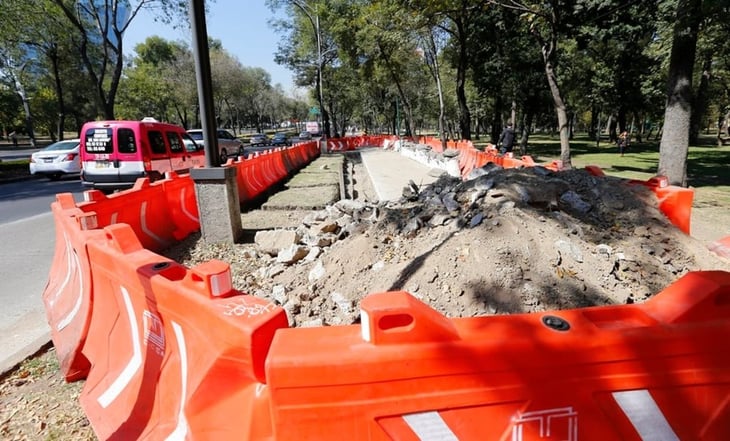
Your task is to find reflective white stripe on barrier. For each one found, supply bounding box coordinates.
[211,271,232,297]
[56,247,83,331]
[360,310,371,342]
[180,187,199,223]
[165,321,190,441]
[140,201,165,245]
[613,389,679,441]
[49,233,73,308]
[97,287,142,408]
[403,411,459,441]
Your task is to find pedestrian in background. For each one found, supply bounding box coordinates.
[617,131,629,156]
[498,123,515,154]
[9,131,17,147]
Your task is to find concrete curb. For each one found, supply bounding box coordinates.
[0,333,52,379]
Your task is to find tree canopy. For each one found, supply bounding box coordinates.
[1,0,728,184]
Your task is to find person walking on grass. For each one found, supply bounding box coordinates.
[498,123,515,155]
[617,131,629,156]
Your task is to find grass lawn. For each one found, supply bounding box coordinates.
[476,133,730,207]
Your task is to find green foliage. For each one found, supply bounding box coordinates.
[118,35,306,131]
[0,0,728,177]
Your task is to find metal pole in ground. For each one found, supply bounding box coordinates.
[188,0,242,244]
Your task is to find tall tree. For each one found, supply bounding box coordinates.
[410,0,489,140]
[50,0,189,120]
[657,0,703,186]
[268,0,334,137]
[490,0,576,168]
[688,0,730,144]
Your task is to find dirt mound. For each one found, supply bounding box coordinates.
[166,161,730,327]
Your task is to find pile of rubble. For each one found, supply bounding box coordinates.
[165,158,730,327]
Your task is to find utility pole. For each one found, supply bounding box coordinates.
[188,0,243,244]
[290,0,330,138]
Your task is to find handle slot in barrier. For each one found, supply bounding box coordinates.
[361,292,459,345]
[378,313,415,333]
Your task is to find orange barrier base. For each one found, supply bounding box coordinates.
[265,271,730,440]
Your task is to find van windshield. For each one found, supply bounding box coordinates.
[84,128,113,154]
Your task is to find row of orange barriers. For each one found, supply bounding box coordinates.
[43,141,319,382]
[227,141,321,203]
[44,191,730,439]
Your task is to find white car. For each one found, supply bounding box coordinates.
[29,139,81,180]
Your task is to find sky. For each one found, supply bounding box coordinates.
[123,0,297,94]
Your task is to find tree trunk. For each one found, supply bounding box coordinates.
[658,0,702,187]
[12,73,36,147]
[689,52,712,145]
[491,95,503,144]
[519,110,533,156]
[454,18,471,140]
[48,45,67,141]
[589,103,599,141]
[510,98,516,128]
[543,53,571,169]
[438,84,447,149]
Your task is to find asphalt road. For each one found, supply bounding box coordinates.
[0,175,84,374]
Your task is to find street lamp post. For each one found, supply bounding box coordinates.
[291,0,330,138]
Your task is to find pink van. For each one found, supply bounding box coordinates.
[80,118,204,190]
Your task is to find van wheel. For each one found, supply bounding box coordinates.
[220,149,228,164]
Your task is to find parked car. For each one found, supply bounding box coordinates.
[186,128,244,164]
[249,133,270,146]
[29,139,81,180]
[80,118,204,190]
[270,132,290,146]
[296,131,313,142]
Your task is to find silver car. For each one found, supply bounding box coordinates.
[186,129,244,164]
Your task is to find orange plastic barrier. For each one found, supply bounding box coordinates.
[42,194,106,381]
[78,223,288,439]
[265,271,730,440]
[77,178,178,251]
[43,147,317,380]
[227,142,319,203]
[160,171,200,240]
[628,176,694,234]
[46,181,730,439]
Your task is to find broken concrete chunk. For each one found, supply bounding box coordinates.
[255,229,301,256]
[276,244,310,264]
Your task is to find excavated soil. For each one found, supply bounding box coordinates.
[166,152,730,326]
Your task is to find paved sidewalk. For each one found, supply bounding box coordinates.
[359,147,445,201]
